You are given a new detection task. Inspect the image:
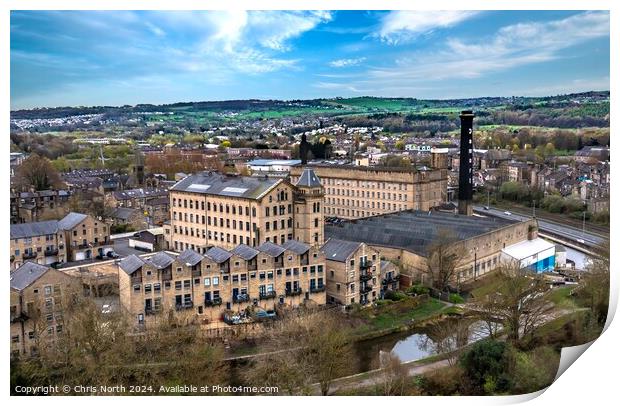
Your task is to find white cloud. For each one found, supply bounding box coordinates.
[328,57,366,68]
[376,11,480,44]
[328,11,610,95]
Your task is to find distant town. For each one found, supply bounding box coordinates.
[9,92,610,395]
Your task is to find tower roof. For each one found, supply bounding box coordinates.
[295,167,322,188]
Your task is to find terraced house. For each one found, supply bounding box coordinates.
[164,168,324,252]
[10,262,81,357]
[10,212,112,269]
[118,240,326,328]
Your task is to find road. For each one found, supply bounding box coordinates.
[473,206,607,248]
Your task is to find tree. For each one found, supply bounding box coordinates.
[14,153,64,191]
[579,242,610,326]
[422,317,472,366]
[245,309,353,395]
[375,352,408,395]
[459,339,511,394]
[424,229,466,292]
[471,265,554,341]
[395,140,405,151]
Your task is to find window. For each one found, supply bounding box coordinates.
[144,284,152,293]
[183,280,191,289]
[154,283,161,293]
[212,277,219,286]
[175,281,182,290]
[204,277,211,286]
[44,286,52,296]
[133,284,141,292]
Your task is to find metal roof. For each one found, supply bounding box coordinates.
[177,249,203,266]
[118,255,145,275]
[231,244,260,260]
[10,262,50,291]
[325,210,518,256]
[58,212,88,230]
[171,171,283,200]
[206,246,233,263]
[320,238,362,262]
[257,241,286,257]
[282,239,310,255]
[10,220,59,239]
[295,167,323,188]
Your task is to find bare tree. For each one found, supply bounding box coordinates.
[14,153,64,191]
[579,242,610,327]
[421,318,473,366]
[471,264,554,341]
[245,309,353,395]
[424,228,466,292]
[375,351,408,395]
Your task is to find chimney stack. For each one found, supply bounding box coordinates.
[458,110,475,216]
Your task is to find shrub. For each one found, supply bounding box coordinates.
[384,291,408,301]
[460,340,512,394]
[449,293,465,304]
[407,284,430,295]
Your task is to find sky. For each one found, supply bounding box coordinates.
[10,10,610,109]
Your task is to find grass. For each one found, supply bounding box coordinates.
[548,286,577,309]
[467,272,504,299]
[354,298,449,334]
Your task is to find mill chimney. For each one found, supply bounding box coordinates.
[458,110,475,215]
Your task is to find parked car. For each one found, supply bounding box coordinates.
[255,309,277,320]
[101,304,112,314]
[503,211,512,215]
[106,251,120,259]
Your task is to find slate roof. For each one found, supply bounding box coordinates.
[118,255,145,275]
[111,207,140,221]
[177,249,203,266]
[145,252,175,269]
[206,246,233,263]
[321,238,362,262]
[231,244,260,260]
[257,241,286,257]
[171,171,282,200]
[282,239,310,255]
[10,220,59,239]
[295,168,323,188]
[58,212,88,230]
[10,262,50,291]
[113,188,168,200]
[325,210,518,256]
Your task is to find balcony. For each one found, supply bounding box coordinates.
[310,286,325,294]
[191,269,202,278]
[161,271,172,282]
[285,288,303,297]
[259,291,277,300]
[361,285,373,293]
[44,249,59,257]
[205,298,222,307]
[383,275,400,284]
[22,252,37,260]
[176,301,194,311]
[359,260,373,270]
[233,294,250,304]
[130,276,143,284]
[359,272,372,282]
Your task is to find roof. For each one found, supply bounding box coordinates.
[170,171,283,200]
[113,188,168,200]
[10,220,59,239]
[145,251,175,269]
[58,212,88,230]
[325,210,519,257]
[206,246,233,263]
[177,249,203,266]
[295,167,322,188]
[321,238,362,262]
[257,241,286,257]
[231,244,260,260]
[10,262,50,291]
[111,207,139,221]
[282,239,310,255]
[501,238,555,261]
[118,255,145,275]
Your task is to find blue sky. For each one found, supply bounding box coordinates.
[10,10,610,109]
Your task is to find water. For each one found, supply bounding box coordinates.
[353,319,494,372]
